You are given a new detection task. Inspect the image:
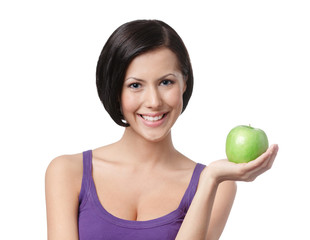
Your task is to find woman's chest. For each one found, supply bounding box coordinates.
[92,166,192,221]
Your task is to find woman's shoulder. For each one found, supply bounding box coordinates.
[174,150,200,169]
[46,152,83,174]
[45,151,84,194]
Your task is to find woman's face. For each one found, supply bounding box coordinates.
[121,47,186,142]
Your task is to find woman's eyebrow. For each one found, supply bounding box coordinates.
[125,73,177,82]
[158,73,177,80]
[124,77,145,82]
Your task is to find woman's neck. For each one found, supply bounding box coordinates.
[116,127,177,167]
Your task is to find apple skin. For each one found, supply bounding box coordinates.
[226,125,269,163]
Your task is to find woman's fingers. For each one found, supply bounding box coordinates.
[244,144,278,171]
[208,145,279,183]
[267,144,279,169]
[239,144,279,181]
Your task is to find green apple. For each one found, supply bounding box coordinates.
[226,125,269,163]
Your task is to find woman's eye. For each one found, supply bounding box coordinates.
[129,83,141,89]
[161,80,174,86]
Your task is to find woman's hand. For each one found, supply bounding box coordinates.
[177,144,278,240]
[207,144,279,184]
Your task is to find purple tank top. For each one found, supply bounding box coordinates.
[78,150,205,240]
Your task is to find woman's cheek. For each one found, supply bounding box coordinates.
[166,88,183,111]
[121,92,140,116]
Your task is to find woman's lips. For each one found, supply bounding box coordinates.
[138,112,168,127]
[140,113,165,121]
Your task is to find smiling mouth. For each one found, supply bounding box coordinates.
[139,113,167,122]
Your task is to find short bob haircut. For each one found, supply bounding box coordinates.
[96,19,194,127]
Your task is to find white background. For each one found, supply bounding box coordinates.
[1,0,309,239]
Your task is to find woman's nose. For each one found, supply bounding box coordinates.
[145,87,162,109]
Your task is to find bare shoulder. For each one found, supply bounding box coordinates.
[174,150,197,169]
[45,152,84,195]
[46,152,83,177]
[45,152,84,239]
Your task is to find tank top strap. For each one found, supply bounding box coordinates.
[79,150,93,205]
[179,163,206,213]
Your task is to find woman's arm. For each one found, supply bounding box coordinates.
[176,144,278,240]
[206,180,237,239]
[45,154,82,240]
[176,170,236,240]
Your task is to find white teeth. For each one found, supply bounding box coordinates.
[141,114,165,122]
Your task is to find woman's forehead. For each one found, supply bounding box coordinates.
[125,48,181,78]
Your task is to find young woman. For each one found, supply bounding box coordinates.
[45,19,278,240]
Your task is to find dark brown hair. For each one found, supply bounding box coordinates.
[96,19,194,127]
